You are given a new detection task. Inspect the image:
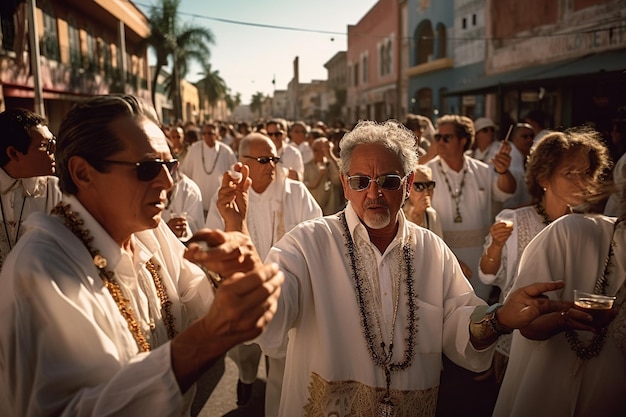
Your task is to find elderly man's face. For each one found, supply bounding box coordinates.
[341,143,411,232]
[89,117,174,242]
[241,138,277,194]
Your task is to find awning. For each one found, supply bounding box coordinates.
[445,48,626,96]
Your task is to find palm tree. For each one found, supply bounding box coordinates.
[250,92,265,118]
[225,90,242,112]
[146,0,214,121]
[197,62,227,119]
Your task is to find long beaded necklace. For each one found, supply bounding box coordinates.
[339,211,418,416]
[201,143,221,175]
[0,195,26,250]
[534,202,552,226]
[52,202,177,352]
[438,160,467,223]
[564,216,623,360]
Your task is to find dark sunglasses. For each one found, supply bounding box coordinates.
[100,159,179,181]
[413,181,436,192]
[267,132,283,137]
[38,137,56,155]
[243,155,281,165]
[434,134,456,143]
[479,127,494,134]
[347,174,406,191]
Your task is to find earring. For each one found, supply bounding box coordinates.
[542,187,547,192]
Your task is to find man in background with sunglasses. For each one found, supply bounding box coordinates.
[266,119,304,181]
[206,132,321,412]
[0,108,61,269]
[231,119,566,417]
[0,95,283,416]
[426,114,516,301]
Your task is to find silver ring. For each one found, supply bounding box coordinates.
[560,310,566,317]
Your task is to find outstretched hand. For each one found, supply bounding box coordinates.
[184,228,261,278]
[497,281,568,331]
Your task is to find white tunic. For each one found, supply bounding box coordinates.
[0,168,61,269]
[478,206,546,299]
[257,203,494,417]
[493,214,626,417]
[161,173,204,240]
[0,196,213,417]
[604,152,626,217]
[296,141,314,165]
[471,141,500,165]
[179,141,237,211]
[277,142,304,180]
[205,171,322,259]
[427,156,513,300]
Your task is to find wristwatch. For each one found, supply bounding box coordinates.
[469,303,512,340]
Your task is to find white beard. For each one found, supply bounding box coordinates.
[363,209,391,229]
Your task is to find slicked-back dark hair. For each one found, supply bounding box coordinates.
[56,94,160,194]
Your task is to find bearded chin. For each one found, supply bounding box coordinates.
[363,211,391,229]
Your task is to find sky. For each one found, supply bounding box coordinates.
[134,0,379,105]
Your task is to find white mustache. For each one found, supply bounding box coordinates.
[364,198,388,209]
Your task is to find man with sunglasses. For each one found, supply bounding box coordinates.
[0,108,61,268]
[266,119,304,181]
[179,121,237,216]
[206,132,321,411]
[226,119,567,417]
[0,95,284,417]
[426,114,516,301]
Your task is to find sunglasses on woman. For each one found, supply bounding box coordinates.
[99,159,179,181]
[347,174,406,191]
[412,181,436,192]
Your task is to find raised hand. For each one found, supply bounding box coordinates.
[216,162,251,233]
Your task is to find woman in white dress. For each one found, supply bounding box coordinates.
[478,127,612,382]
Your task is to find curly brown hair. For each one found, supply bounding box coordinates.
[525,127,612,204]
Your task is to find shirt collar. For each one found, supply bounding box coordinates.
[0,168,46,196]
[344,201,408,256]
[62,195,158,272]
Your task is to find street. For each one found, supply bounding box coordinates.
[193,354,268,417]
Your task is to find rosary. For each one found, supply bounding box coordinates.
[339,211,418,416]
[438,161,467,223]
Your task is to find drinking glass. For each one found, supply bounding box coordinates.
[573,289,616,323]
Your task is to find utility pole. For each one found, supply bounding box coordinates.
[27,0,44,117]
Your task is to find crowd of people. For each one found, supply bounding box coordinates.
[0,95,624,417]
